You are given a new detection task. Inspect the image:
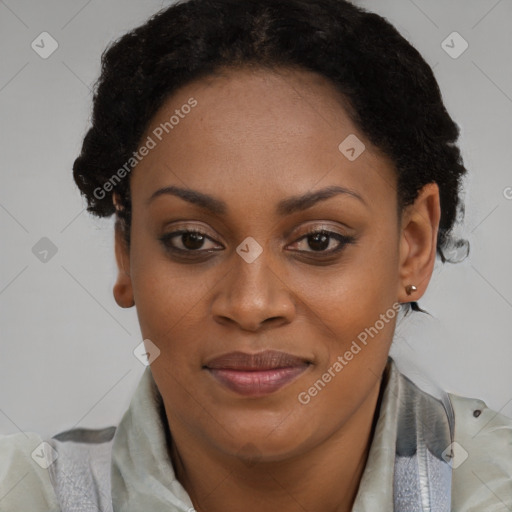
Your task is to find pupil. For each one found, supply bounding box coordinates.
[308,232,329,251]
[183,232,205,250]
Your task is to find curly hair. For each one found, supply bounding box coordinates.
[72,0,469,314]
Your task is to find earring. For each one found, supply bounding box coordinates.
[113,192,125,212]
[405,284,417,296]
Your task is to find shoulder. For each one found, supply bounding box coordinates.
[448,392,512,510]
[0,426,116,512]
[0,431,61,511]
[48,426,116,512]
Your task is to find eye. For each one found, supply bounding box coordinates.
[159,229,223,253]
[158,226,356,259]
[288,229,356,255]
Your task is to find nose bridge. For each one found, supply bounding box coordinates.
[233,247,274,297]
[211,241,295,329]
[228,243,278,306]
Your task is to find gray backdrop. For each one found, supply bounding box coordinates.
[1,0,511,439]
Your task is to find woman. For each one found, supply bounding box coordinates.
[1,0,511,510]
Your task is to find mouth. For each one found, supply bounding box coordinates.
[204,350,312,397]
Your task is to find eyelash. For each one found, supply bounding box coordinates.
[158,227,356,259]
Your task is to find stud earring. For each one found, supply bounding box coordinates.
[405,284,417,296]
[113,193,125,212]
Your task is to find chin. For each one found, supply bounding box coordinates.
[205,413,314,462]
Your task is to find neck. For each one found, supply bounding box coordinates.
[164,376,385,512]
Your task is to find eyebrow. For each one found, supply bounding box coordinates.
[146,184,366,216]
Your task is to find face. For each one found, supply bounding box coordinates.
[114,66,439,463]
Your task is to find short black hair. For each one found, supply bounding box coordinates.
[72,0,469,314]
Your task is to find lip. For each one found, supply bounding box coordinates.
[204,350,311,397]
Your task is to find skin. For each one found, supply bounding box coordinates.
[112,66,440,512]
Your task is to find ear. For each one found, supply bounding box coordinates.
[397,182,441,303]
[113,220,134,308]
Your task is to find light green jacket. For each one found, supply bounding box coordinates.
[1,358,511,511]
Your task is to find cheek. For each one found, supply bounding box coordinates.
[128,225,212,348]
[132,265,216,349]
[290,228,399,329]
[288,226,399,389]
[293,252,398,437]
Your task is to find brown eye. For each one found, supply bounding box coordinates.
[289,230,356,255]
[159,230,221,253]
[181,232,206,250]
[306,232,330,251]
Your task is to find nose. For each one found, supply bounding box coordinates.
[210,250,296,332]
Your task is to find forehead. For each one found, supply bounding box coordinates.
[130,66,397,213]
